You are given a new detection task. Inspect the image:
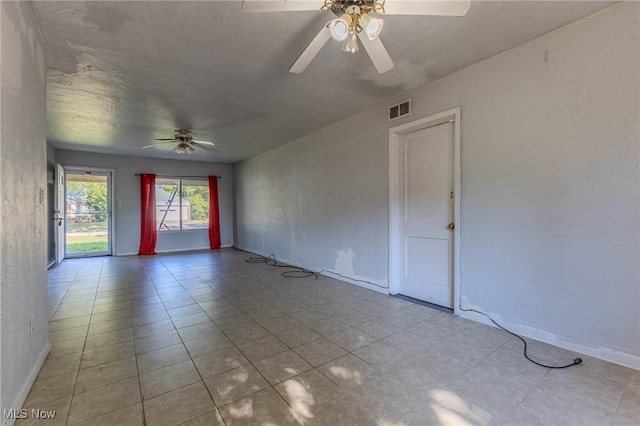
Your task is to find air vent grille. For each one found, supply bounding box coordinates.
[389,99,411,121]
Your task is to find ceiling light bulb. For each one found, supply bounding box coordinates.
[359,14,383,40]
[175,143,194,154]
[341,30,359,53]
[329,14,351,41]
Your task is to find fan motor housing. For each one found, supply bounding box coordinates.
[330,0,378,15]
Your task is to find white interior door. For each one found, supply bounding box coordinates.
[55,163,65,263]
[397,122,454,308]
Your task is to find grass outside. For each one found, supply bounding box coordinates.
[67,221,108,232]
[66,234,108,254]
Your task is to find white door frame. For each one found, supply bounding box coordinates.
[55,164,66,264]
[389,107,462,314]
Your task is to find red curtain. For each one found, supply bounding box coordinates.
[138,174,157,255]
[208,176,221,249]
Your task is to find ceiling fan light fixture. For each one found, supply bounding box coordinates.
[175,143,194,154]
[341,30,359,53]
[329,14,351,41]
[359,13,384,40]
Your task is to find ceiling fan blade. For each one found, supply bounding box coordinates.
[357,32,394,73]
[191,140,216,146]
[290,23,332,73]
[192,142,220,154]
[242,0,322,13]
[155,138,178,141]
[143,141,178,148]
[378,0,471,16]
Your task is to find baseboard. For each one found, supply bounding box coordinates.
[155,247,210,254]
[115,252,138,256]
[233,245,260,256]
[233,246,389,295]
[234,246,640,369]
[457,308,640,370]
[117,245,233,257]
[3,341,51,426]
[232,245,260,255]
[317,270,389,295]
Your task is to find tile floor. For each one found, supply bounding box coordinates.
[17,249,639,425]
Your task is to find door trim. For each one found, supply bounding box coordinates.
[388,107,462,314]
[55,163,65,264]
[63,166,116,258]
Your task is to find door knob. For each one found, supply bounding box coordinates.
[448,223,455,230]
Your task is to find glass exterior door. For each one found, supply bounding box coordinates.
[65,170,112,257]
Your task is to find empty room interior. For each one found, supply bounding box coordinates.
[1,1,639,425]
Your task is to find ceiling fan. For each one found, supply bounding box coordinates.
[142,130,220,155]
[242,0,471,73]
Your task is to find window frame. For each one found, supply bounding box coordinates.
[156,178,209,232]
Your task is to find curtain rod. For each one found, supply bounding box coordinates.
[135,173,221,179]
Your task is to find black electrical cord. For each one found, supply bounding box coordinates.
[459,306,583,369]
[246,257,579,368]
[245,255,318,279]
[245,255,389,288]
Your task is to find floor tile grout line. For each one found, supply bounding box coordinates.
[153,260,361,420]
[200,295,386,408]
[45,250,597,426]
[64,258,105,426]
[185,289,287,414]
[142,260,223,424]
[48,262,84,321]
[66,260,144,424]
[130,268,150,426]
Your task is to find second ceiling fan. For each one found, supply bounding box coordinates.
[243,0,471,73]
[143,130,220,155]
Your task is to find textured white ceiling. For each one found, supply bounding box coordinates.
[32,1,613,163]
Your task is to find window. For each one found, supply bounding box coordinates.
[156,178,209,231]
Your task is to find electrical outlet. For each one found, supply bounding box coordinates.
[30,315,35,337]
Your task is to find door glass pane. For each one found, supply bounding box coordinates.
[65,173,109,255]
